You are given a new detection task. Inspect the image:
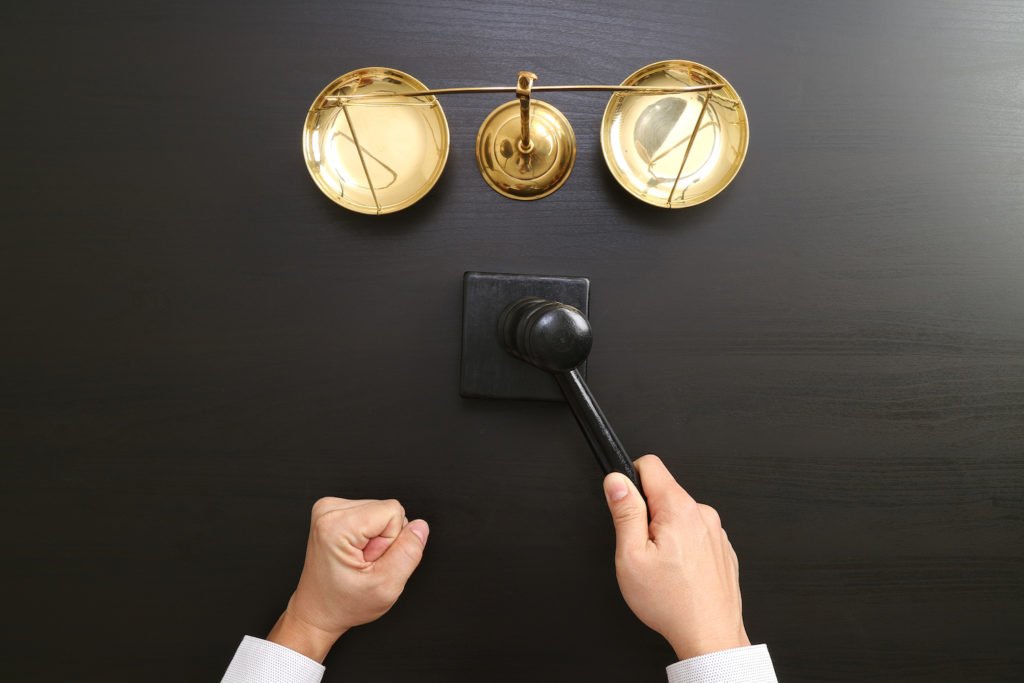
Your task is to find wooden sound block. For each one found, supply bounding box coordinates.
[459,271,589,401]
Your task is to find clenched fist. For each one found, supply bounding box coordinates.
[267,497,429,662]
[603,455,749,661]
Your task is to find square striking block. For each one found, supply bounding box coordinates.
[460,271,589,401]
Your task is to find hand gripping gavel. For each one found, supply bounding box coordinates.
[498,297,642,492]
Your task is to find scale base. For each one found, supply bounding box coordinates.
[460,272,589,401]
[475,100,576,201]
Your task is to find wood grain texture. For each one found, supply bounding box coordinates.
[2,0,1023,680]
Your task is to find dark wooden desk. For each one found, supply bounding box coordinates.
[4,1,1022,680]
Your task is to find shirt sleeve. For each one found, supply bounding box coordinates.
[666,644,778,683]
[221,636,325,683]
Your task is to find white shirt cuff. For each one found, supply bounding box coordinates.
[222,635,325,683]
[666,644,778,683]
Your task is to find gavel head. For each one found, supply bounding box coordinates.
[499,297,593,373]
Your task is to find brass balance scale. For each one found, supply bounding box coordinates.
[302,60,749,215]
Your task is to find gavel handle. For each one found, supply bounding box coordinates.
[555,368,643,494]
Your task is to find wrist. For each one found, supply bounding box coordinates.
[267,607,346,663]
[668,628,750,662]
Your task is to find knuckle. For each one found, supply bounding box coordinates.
[385,498,405,517]
[311,509,342,536]
[699,504,721,528]
[648,514,670,534]
[676,492,699,514]
[614,503,644,524]
[311,497,336,517]
[400,538,423,562]
[311,496,353,519]
[633,454,661,472]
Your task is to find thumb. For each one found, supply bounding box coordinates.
[374,519,429,581]
[603,473,648,553]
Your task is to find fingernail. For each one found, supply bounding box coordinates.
[607,476,629,502]
[409,520,429,544]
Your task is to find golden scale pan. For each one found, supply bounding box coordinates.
[303,60,748,215]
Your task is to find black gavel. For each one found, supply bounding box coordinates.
[499,297,642,493]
